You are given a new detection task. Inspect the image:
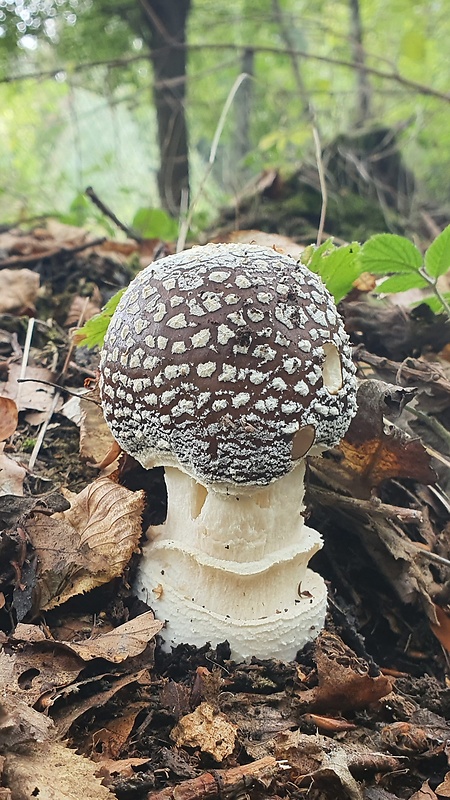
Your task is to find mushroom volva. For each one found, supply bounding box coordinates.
[99,243,357,660]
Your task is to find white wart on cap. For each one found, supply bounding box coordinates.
[100,243,357,486]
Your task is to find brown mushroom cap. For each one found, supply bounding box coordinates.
[100,243,357,485]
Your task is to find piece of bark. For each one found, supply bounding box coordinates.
[146,756,279,800]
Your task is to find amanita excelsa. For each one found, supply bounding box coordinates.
[100,243,357,661]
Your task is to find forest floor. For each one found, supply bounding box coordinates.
[1,211,450,800]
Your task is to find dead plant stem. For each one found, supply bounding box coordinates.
[177,72,248,252]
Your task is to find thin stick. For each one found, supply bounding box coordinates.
[2,44,449,105]
[17,317,35,410]
[85,186,142,242]
[313,126,327,245]
[28,298,91,471]
[177,73,248,253]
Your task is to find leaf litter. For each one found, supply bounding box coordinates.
[1,219,450,799]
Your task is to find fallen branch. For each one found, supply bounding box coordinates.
[85,186,143,242]
[0,237,106,268]
[146,756,281,800]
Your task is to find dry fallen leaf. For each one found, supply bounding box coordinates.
[322,380,436,498]
[171,702,237,763]
[89,707,142,760]
[0,268,40,314]
[54,669,151,741]
[23,477,144,610]
[3,742,111,799]
[436,773,450,798]
[274,729,363,800]
[65,612,163,662]
[0,398,18,441]
[297,632,392,712]
[0,638,84,708]
[65,288,102,328]
[430,604,450,652]
[0,444,26,496]
[2,362,63,418]
[0,696,55,749]
[217,229,304,261]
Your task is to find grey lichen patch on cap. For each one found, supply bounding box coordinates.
[100,243,357,485]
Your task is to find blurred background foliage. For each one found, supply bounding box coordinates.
[0,0,449,233]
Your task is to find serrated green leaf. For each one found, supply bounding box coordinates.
[302,239,335,274]
[359,234,423,275]
[376,272,428,293]
[424,224,450,278]
[318,243,363,303]
[75,289,126,349]
[415,292,450,314]
[132,207,178,240]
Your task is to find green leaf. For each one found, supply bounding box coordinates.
[376,272,428,293]
[75,289,126,349]
[318,243,363,303]
[424,224,450,278]
[132,208,178,240]
[415,292,450,314]
[359,234,423,275]
[301,239,335,274]
[400,30,427,62]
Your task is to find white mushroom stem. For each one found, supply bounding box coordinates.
[134,460,327,661]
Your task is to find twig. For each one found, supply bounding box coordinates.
[146,756,281,800]
[1,44,449,105]
[418,266,450,319]
[177,73,248,253]
[85,186,143,242]
[0,237,106,268]
[28,298,91,471]
[313,126,327,245]
[17,379,101,404]
[310,484,423,523]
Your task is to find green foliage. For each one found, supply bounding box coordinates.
[75,289,125,349]
[358,234,423,275]
[301,240,362,303]
[132,208,178,240]
[360,226,450,315]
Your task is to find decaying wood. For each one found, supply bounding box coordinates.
[146,756,280,800]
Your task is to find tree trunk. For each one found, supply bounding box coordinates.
[348,0,372,125]
[138,0,191,216]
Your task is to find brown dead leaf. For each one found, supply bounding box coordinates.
[65,612,163,662]
[171,701,237,763]
[65,287,102,328]
[297,632,392,712]
[430,605,450,652]
[436,773,450,798]
[53,669,151,740]
[217,229,304,261]
[0,444,26,496]
[3,742,111,799]
[0,638,84,707]
[94,758,151,786]
[0,696,54,749]
[24,477,144,610]
[274,729,363,800]
[61,391,118,468]
[353,271,377,293]
[0,398,18,441]
[79,395,116,465]
[332,380,436,497]
[0,269,40,314]
[90,707,142,760]
[2,362,63,417]
[409,782,439,800]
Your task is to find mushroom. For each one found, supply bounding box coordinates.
[99,243,357,661]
